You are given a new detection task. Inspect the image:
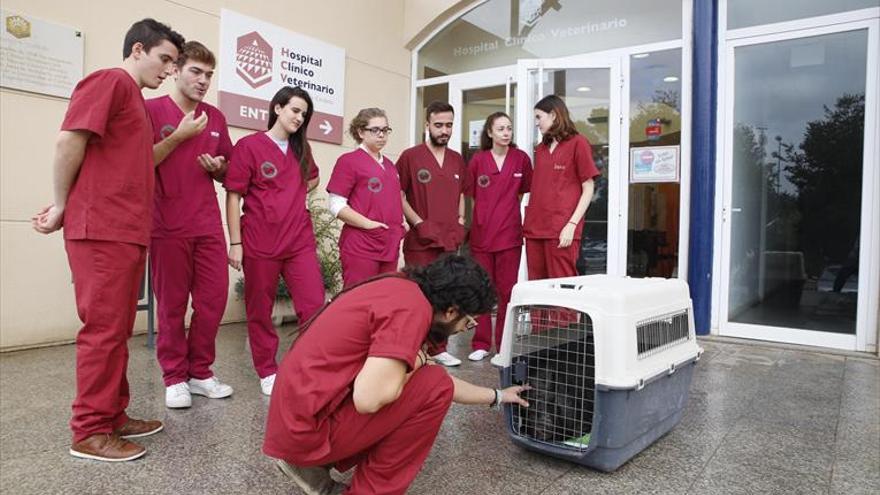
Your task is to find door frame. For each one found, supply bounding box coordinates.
[447,66,517,153]
[714,16,880,351]
[515,55,627,276]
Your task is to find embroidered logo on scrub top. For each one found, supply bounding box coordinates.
[367,177,383,193]
[160,124,176,140]
[260,161,278,179]
[416,168,432,184]
[477,174,491,188]
[553,163,566,171]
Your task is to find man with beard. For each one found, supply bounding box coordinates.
[396,101,468,366]
[145,41,234,409]
[264,255,530,495]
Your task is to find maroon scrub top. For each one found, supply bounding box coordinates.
[465,148,532,253]
[263,276,432,464]
[61,68,154,246]
[397,144,466,252]
[145,95,233,238]
[326,148,404,262]
[224,132,319,259]
[523,134,600,240]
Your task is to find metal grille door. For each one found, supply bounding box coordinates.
[509,305,595,450]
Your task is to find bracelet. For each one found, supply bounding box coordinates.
[489,388,502,410]
[230,242,242,246]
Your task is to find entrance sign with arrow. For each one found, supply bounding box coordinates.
[218,9,346,144]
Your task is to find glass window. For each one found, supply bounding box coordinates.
[727,29,868,334]
[414,84,448,143]
[727,0,879,30]
[418,0,682,78]
[627,49,682,279]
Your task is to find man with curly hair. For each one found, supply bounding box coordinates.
[264,255,530,494]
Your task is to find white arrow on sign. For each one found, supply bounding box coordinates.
[319,120,333,135]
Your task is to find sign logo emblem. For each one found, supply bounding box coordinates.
[416,168,432,184]
[367,177,382,193]
[477,175,491,188]
[260,161,278,179]
[160,124,176,140]
[235,32,272,89]
[5,15,30,39]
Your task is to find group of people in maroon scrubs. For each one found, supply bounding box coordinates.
[32,16,600,494]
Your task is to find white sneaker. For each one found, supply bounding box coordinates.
[490,354,505,368]
[188,376,234,399]
[431,352,462,367]
[468,349,490,361]
[260,374,276,396]
[165,382,192,409]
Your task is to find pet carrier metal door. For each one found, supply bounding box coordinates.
[507,304,596,450]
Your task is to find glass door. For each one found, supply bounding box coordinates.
[448,67,517,235]
[516,57,624,276]
[448,67,516,157]
[718,22,879,350]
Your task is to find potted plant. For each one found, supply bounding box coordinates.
[234,192,343,326]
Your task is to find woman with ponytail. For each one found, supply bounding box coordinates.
[224,86,326,396]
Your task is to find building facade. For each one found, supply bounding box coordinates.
[410,0,879,353]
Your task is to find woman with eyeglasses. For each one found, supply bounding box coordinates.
[327,108,407,287]
[464,112,532,364]
[224,86,326,396]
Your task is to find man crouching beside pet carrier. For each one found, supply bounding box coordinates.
[263,255,530,494]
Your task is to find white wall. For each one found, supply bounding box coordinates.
[0,0,417,349]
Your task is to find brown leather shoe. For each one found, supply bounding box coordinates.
[114,418,164,439]
[69,433,146,462]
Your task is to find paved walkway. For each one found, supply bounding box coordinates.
[1,323,877,494]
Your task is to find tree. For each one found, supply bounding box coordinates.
[781,93,864,275]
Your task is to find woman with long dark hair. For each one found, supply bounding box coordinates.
[523,94,600,282]
[465,112,531,364]
[224,86,326,396]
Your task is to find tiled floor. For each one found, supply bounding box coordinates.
[1,323,877,494]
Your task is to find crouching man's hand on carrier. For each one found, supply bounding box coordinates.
[498,385,531,408]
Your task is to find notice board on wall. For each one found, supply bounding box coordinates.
[0,10,84,98]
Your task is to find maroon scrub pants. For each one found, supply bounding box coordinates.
[65,239,145,443]
[242,250,325,378]
[289,365,454,495]
[340,250,398,289]
[150,233,228,386]
[471,246,521,352]
[525,238,581,331]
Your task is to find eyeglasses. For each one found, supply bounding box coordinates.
[364,127,393,136]
[464,314,478,330]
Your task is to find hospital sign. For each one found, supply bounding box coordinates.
[219,9,345,144]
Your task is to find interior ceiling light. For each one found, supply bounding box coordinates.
[576,86,591,92]
[633,53,650,59]
[663,76,679,82]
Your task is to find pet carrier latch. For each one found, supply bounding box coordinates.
[513,360,528,384]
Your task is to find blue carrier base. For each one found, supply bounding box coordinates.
[501,360,696,472]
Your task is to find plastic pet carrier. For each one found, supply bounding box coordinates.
[497,275,702,472]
